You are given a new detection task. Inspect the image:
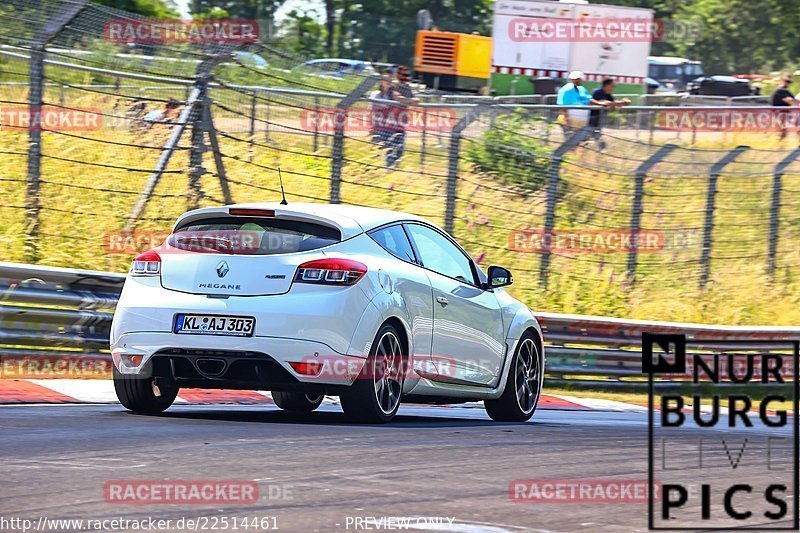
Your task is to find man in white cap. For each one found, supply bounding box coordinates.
[556,71,592,129]
[557,71,591,106]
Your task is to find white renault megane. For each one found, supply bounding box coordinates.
[111,203,544,423]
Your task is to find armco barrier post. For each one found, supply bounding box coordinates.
[627,144,677,284]
[538,126,592,289]
[767,147,800,279]
[329,76,377,204]
[24,0,89,263]
[699,146,748,290]
[444,104,491,237]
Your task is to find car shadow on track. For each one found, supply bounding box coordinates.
[131,406,556,429]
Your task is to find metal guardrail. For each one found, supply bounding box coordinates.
[2,262,799,383]
[0,262,122,361]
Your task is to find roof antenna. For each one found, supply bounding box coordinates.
[278,167,288,205]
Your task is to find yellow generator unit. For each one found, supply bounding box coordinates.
[414,30,492,92]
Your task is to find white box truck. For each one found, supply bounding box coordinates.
[491,0,654,95]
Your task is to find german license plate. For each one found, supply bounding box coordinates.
[174,314,255,337]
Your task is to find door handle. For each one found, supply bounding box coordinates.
[436,296,449,306]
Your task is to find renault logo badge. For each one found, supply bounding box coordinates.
[216,261,229,278]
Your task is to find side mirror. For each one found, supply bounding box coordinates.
[486,266,513,288]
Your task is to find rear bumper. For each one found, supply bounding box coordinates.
[111,332,367,387]
[111,276,375,358]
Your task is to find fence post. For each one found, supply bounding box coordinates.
[420,107,430,170]
[24,0,89,263]
[126,87,202,229]
[264,89,272,142]
[699,146,748,290]
[444,104,491,236]
[538,127,592,289]
[203,98,233,204]
[313,95,320,152]
[627,144,677,284]
[187,71,213,211]
[248,90,256,161]
[767,147,800,278]
[126,55,229,229]
[329,76,378,204]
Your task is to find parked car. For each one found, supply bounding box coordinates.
[111,203,545,423]
[293,59,376,78]
[231,51,268,68]
[687,76,757,97]
[645,77,679,95]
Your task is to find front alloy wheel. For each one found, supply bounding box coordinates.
[340,324,405,423]
[485,333,542,422]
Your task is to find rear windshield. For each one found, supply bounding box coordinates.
[170,217,341,255]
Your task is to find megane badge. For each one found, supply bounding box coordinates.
[216,261,229,278]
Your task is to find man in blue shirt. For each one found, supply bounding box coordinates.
[556,71,591,129]
[557,71,591,105]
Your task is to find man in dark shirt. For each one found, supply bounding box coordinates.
[771,76,798,107]
[770,76,798,139]
[588,79,630,147]
[589,78,630,129]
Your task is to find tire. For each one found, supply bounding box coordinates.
[272,391,323,412]
[340,323,406,423]
[485,332,542,422]
[113,365,178,415]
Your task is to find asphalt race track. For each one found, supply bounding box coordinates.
[0,403,794,532]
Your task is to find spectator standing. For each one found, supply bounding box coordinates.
[557,71,592,106]
[385,65,419,169]
[556,71,591,128]
[772,76,798,106]
[369,73,394,149]
[589,78,631,146]
[771,76,799,139]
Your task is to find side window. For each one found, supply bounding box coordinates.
[369,224,416,263]
[406,224,476,284]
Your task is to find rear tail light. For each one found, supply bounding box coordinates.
[130,249,161,276]
[289,361,321,376]
[295,258,367,286]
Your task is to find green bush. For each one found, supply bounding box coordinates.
[465,112,553,192]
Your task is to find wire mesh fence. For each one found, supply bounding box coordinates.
[3,0,800,324]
